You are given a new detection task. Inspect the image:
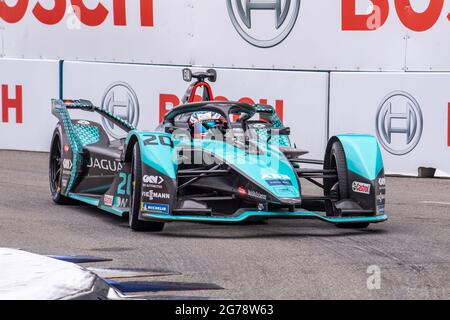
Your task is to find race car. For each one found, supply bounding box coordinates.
[49,69,387,232]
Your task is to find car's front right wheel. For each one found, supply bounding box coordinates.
[324,140,369,229]
[129,143,165,232]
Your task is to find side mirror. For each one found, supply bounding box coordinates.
[206,69,217,82]
[182,68,192,82]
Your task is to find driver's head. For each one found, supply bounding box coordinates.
[189,111,226,138]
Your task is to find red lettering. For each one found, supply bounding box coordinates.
[259,99,284,122]
[275,100,284,122]
[238,97,256,105]
[0,0,28,23]
[112,0,154,27]
[32,0,66,25]
[2,85,23,124]
[448,103,450,147]
[342,0,389,31]
[395,0,444,32]
[159,94,179,123]
[214,96,229,102]
[159,93,284,124]
[140,0,154,27]
[113,0,126,26]
[70,0,108,27]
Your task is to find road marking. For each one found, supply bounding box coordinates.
[420,201,450,206]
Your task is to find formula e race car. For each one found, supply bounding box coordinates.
[49,69,387,232]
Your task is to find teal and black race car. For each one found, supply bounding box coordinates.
[49,69,387,232]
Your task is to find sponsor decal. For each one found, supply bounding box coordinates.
[376,91,423,155]
[63,159,73,170]
[77,120,91,125]
[262,173,294,187]
[143,175,164,185]
[0,1,154,27]
[342,0,448,32]
[104,195,114,207]
[352,181,371,195]
[274,186,297,195]
[377,193,386,203]
[142,190,170,201]
[262,173,290,180]
[86,157,123,172]
[266,179,293,186]
[248,189,267,201]
[226,0,301,48]
[377,204,386,214]
[237,186,247,196]
[378,177,386,187]
[114,197,129,208]
[64,144,70,153]
[159,94,284,122]
[101,82,139,139]
[1,84,23,124]
[62,179,68,188]
[142,202,169,214]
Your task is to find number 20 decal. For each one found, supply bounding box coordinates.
[144,135,174,147]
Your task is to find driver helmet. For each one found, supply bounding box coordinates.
[189,111,226,138]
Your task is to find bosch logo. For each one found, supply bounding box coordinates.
[0,1,154,27]
[227,0,301,48]
[101,82,139,139]
[376,91,423,156]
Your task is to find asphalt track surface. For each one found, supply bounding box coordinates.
[0,150,449,300]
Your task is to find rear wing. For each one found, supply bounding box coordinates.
[51,99,136,133]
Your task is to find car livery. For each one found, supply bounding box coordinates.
[49,69,387,232]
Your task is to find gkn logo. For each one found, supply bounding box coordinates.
[143,175,164,185]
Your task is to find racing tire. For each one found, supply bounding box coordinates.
[324,140,349,216]
[324,140,369,229]
[49,129,72,205]
[129,143,165,232]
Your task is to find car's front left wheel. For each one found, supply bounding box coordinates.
[49,128,71,205]
[129,143,165,232]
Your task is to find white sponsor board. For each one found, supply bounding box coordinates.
[405,0,450,71]
[329,72,450,177]
[63,61,329,158]
[0,58,59,151]
[1,0,448,71]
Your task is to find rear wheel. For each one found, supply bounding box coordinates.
[129,143,165,232]
[49,129,71,204]
[324,140,369,229]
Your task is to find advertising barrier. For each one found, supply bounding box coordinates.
[329,72,450,177]
[62,61,330,159]
[0,58,59,151]
[0,1,448,71]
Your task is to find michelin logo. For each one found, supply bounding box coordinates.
[142,203,169,214]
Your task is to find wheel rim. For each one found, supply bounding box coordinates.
[50,137,62,194]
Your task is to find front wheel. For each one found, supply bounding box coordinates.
[324,140,369,229]
[129,143,165,232]
[49,129,71,205]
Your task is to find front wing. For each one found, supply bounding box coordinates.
[140,210,388,224]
